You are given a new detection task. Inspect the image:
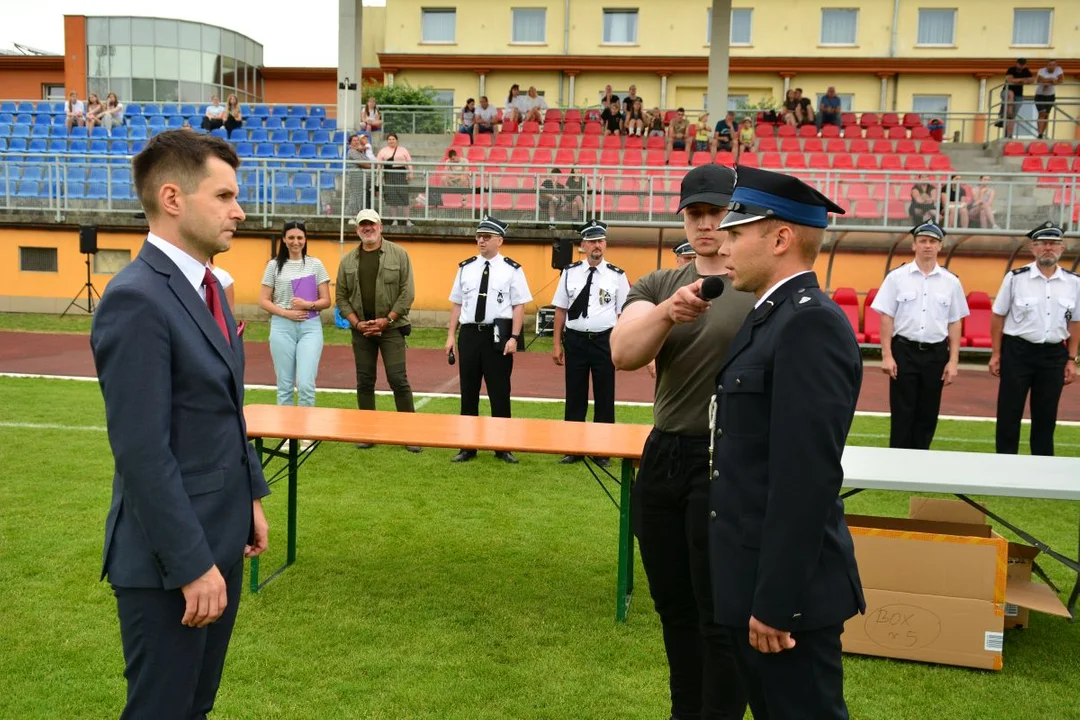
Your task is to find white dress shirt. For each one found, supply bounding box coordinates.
[992,262,1080,344]
[552,259,631,332]
[449,252,533,324]
[146,233,210,301]
[871,262,969,344]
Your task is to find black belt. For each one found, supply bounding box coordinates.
[462,323,495,330]
[1004,335,1066,347]
[894,336,947,351]
[566,328,612,340]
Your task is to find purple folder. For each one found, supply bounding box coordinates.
[291,275,319,320]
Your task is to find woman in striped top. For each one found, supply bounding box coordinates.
[258,220,331,407]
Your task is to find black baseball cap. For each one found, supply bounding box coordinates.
[677,164,737,213]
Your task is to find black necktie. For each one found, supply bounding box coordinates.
[568,267,595,321]
[473,260,490,323]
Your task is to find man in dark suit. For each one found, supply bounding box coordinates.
[708,166,865,719]
[90,130,270,720]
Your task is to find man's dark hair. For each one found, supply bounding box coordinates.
[795,87,803,93]
[132,130,240,217]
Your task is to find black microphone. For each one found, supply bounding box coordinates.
[699,276,726,301]
[448,348,456,365]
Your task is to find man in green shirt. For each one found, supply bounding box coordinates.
[335,208,420,452]
[611,164,755,720]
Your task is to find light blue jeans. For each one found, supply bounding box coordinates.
[269,315,324,406]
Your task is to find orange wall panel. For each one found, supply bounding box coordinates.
[0,67,66,100]
[263,78,338,106]
[63,15,87,98]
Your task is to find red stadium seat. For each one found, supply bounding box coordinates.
[761,152,783,169]
[963,292,993,348]
[821,125,842,138]
[881,113,900,128]
[832,288,867,342]
[872,139,894,154]
[860,113,880,127]
[887,126,908,140]
[803,138,824,153]
[849,139,870,154]
[894,139,916,155]
[919,140,941,154]
[864,126,886,140]
[1027,141,1050,156]
[842,125,863,139]
[780,138,801,153]
[825,138,847,154]
[864,288,882,343]
[798,125,818,138]
[1002,141,1026,156]
[852,199,880,218]
[903,113,922,128]
[909,126,930,140]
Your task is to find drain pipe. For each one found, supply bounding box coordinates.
[889,0,900,57]
[561,0,571,106]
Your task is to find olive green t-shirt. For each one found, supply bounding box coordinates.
[624,263,756,435]
[357,247,381,320]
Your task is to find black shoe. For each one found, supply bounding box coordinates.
[355,442,374,450]
[451,450,477,463]
[558,455,582,464]
[495,451,519,464]
[405,446,422,453]
[591,456,610,468]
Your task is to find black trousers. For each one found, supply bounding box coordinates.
[632,429,747,720]
[996,335,1068,456]
[350,327,415,412]
[563,329,616,424]
[112,559,243,720]
[458,323,513,419]
[728,624,849,720]
[888,337,949,449]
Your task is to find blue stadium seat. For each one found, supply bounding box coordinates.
[21,166,44,182]
[49,125,67,137]
[11,125,31,139]
[89,140,108,154]
[128,115,147,128]
[113,182,134,200]
[255,143,275,158]
[14,114,32,125]
[318,145,340,159]
[310,130,330,144]
[292,173,313,188]
[274,144,296,158]
[143,104,162,116]
[271,106,288,118]
[87,183,108,200]
[65,167,88,183]
[166,116,185,129]
[89,126,107,138]
[160,104,178,116]
[28,138,47,153]
[130,141,146,153]
[48,139,67,153]
[237,185,252,204]
[147,116,166,129]
[290,130,310,144]
[297,187,318,205]
[253,105,270,117]
[0,102,16,114]
[235,142,254,157]
[17,101,34,113]
[51,114,66,126]
[273,172,292,187]
[125,104,142,116]
[269,130,289,143]
[128,126,148,140]
[272,186,297,204]
[284,117,303,130]
[8,137,28,152]
[0,113,13,124]
[34,114,51,125]
[332,131,345,144]
[88,167,108,183]
[210,128,228,140]
[69,139,89,154]
[297,144,318,160]
[303,117,321,130]
[31,125,50,137]
[70,126,89,139]
[0,138,7,152]
[249,128,268,143]
[16,181,40,197]
[109,141,129,155]
[66,182,87,200]
[318,172,336,189]
[308,106,327,118]
[179,104,196,117]
[287,106,306,118]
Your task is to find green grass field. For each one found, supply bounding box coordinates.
[1,375,1078,719]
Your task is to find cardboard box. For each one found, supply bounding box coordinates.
[842,500,1070,671]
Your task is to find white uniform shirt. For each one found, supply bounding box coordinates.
[871,263,969,344]
[552,259,631,333]
[449,253,533,324]
[992,262,1080,344]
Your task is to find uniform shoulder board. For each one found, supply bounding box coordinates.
[1064,269,1080,278]
[793,288,824,311]
[886,262,907,275]
[459,256,478,268]
[1010,266,1031,276]
[567,260,583,269]
[606,263,626,274]
[503,256,522,269]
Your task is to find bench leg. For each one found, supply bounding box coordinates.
[1069,514,1080,622]
[616,458,635,623]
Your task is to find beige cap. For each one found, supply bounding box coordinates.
[355,208,381,224]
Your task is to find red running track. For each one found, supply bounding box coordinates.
[2,331,1079,420]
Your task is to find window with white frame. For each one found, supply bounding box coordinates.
[917,9,956,46]
[512,8,546,43]
[1012,9,1052,46]
[912,95,950,129]
[820,9,858,45]
[705,8,753,45]
[602,9,638,44]
[421,8,456,43]
[728,95,749,111]
[815,92,854,112]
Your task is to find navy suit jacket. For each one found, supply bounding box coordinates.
[91,241,270,590]
[709,272,865,632]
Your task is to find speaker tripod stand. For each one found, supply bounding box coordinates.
[61,254,102,317]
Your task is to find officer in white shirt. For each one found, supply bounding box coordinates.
[551,220,631,465]
[872,222,969,449]
[445,216,533,463]
[990,222,1080,456]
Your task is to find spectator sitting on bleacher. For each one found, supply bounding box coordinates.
[601,84,617,108]
[736,117,756,159]
[475,96,497,135]
[521,86,548,124]
[224,94,243,138]
[565,168,588,218]
[201,94,227,132]
[360,97,383,132]
[667,107,689,153]
[504,84,524,125]
[444,149,469,188]
[714,111,736,153]
[622,85,643,114]
[793,87,815,126]
[540,168,566,224]
[939,175,969,228]
[968,176,999,230]
[780,90,799,127]
[85,94,104,134]
[646,107,666,137]
[101,93,125,136]
[909,175,938,224]
[694,112,711,155]
[601,96,623,136]
[625,98,646,136]
[816,87,842,129]
[459,98,476,141]
[65,91,85,133]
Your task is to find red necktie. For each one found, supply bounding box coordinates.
[202,267,231,345]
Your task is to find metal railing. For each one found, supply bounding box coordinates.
[1,153,1078,239]
[985,81,1080,144]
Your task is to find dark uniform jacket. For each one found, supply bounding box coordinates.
[709,271,866,632]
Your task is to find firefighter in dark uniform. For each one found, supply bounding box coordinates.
[872,222,969,449]
[710,166,865,720]
[445,216,533,464]
[551,219,631,466]
[990,222,1080,456]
